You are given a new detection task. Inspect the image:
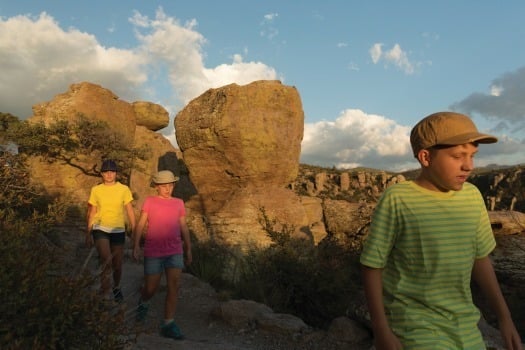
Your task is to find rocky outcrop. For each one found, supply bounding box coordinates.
[488,211,525,235]
[470,166,525,212]
[26,82,179,214]
[294,165,525,243]
[175,80,308,247]
[31,82,136,146]
[322,199,374,247]
[132,101,169,131]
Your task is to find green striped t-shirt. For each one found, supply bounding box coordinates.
[360,181,495,350]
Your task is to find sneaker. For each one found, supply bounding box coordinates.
[160,321,184,340]
[113,287,124,303]
[136,300,149,323]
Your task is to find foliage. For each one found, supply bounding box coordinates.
[0,112,20,134]
[0,218,127,349]
[189,208,363,329]
[0,153,128,349]
[185,236,233,292]
[6,114,150,182]
[0,152,62,224]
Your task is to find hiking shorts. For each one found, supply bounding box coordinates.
[92,230,125,246]
[144,254,183,275]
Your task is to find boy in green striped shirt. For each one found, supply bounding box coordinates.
[360,112,522,349]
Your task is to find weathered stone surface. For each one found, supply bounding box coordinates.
[488,210,525,235]
[130,125,183,210]
[322,199,374,240]
[212,299,309,336]
[196,186,311,247]
[340,172,350,191]
[257,312,309,335]
[132,101,170,131]
[175,81,303,209]
[26,154,100,210]
[211,299,274,328]
[175,80,307,246]
[327,316,370,345]
[31,82,136,146]
[300,196,327,244]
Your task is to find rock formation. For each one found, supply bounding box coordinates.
[25,82,179,214]
[22,81,524,249]
[175,80,309,247]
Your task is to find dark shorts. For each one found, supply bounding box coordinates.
[144,254,184,275]
[92,230,125,245]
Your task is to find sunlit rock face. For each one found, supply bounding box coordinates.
[175,80,310,247]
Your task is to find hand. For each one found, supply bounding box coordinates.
[85,233,93,248]
[132,246,141,262]
[373,327,403,350]
[499,316,523,350]
[185,250,192,266]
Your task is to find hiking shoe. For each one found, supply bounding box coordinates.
[136,300,149,323]
[160,321,184,340]
[113,287,124,303]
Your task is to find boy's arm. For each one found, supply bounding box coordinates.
[472,256,523,350]
[361,265,403,350]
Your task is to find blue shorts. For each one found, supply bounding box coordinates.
[144,254,184,275]
[92,230,125,245]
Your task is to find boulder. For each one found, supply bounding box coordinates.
[25,82,178,216]
[212,299,309,336]
[300,196,327,244]
[132,101,170,131]
[175,80,308,247]
[327,316,371,345]
[322,199,374,242]
[31,82,136,146]
[489,210,525,235]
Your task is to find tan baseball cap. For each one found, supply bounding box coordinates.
[410,111,498,156]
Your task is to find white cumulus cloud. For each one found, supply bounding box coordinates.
[301,109,416,171]
[0,8,279,121]
[0,12,147,118]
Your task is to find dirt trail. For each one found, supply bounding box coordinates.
[65,222,515,350]
[73,236,363,350]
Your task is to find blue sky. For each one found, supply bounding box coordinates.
[1,1,524,171]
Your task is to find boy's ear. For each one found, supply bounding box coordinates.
[417,149,431,167]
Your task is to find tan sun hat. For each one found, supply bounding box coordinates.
[152,170,179,184]
[410,111,498,157]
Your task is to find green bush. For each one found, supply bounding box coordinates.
[6,114,150,182]
[0,153,128,349]
[189,208,363,329]
[185,237,234,292]
[0,218,127,349]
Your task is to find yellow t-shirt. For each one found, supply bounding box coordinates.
[88,182,133,233]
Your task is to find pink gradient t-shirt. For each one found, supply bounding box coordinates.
[141,196,186,258]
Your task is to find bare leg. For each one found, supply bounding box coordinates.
[111,244,124,288]
[95,238,112,297]
[164,267,182,320]
[141,273,162,302]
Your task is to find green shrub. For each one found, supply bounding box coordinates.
[6,115,150,182]
[186,237,233,292]
[188,208,363,329]
[0,153,128,349]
